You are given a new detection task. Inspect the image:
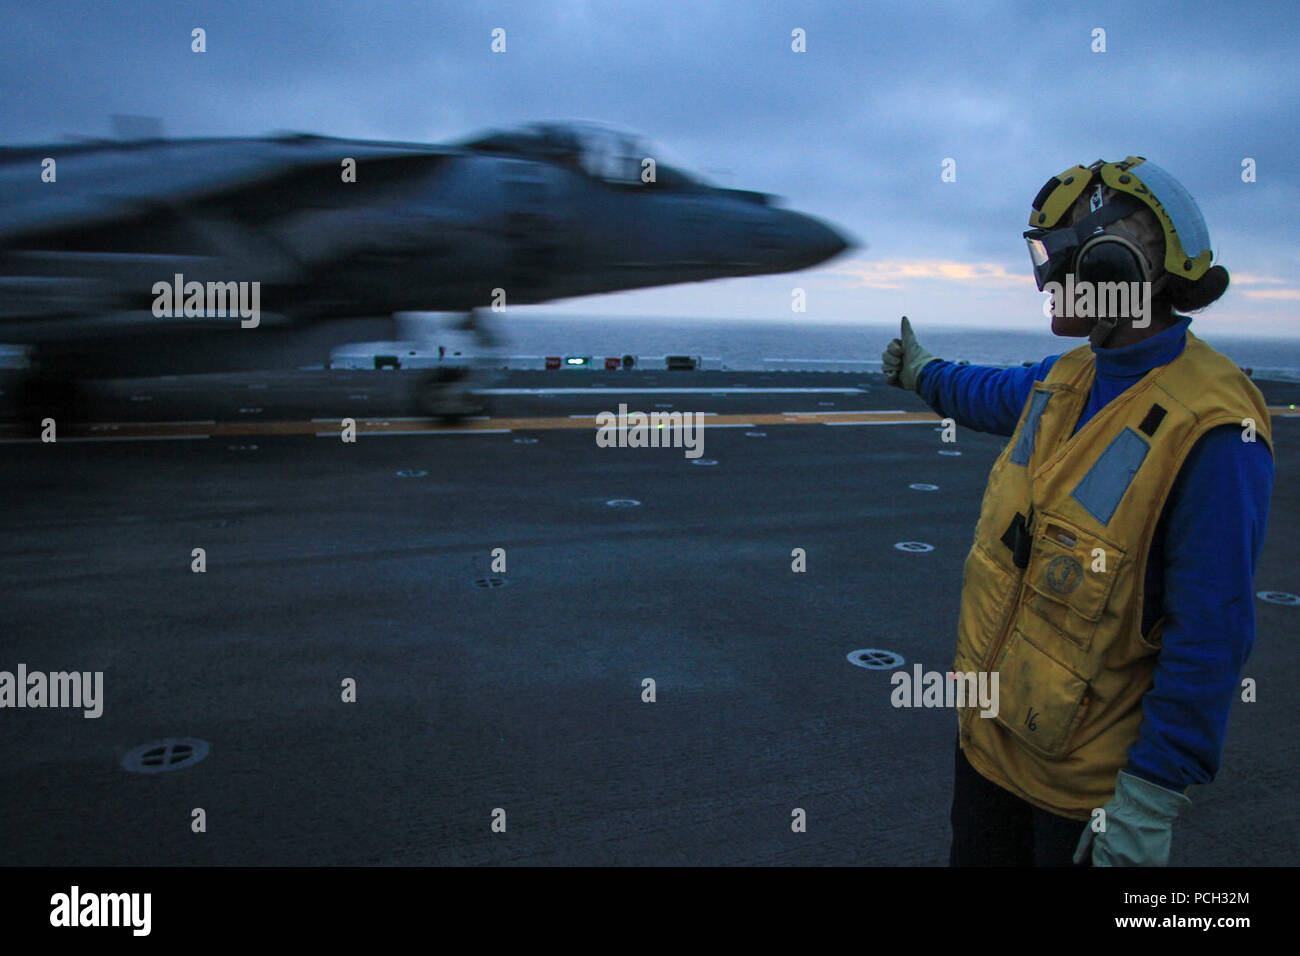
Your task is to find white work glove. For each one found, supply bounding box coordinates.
[882,316,940,392]
[1073,770,1191,866]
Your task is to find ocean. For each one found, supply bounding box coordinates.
[5,314,1295,380]
[494,314,1300,380]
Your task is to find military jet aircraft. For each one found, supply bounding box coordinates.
[0,120,852,419]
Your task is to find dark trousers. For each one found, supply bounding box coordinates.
[949,737,1090,866]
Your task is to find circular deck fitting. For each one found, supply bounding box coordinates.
[846,649,905,670]
[1257,591,1299,606]
[894,541,934,553]
[122,738,210,774]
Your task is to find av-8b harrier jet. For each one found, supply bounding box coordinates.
[0,120,852,419]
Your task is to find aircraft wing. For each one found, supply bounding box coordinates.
[0,135,455,244]
[0,135,467,339]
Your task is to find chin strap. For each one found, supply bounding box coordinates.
[1087,272,1170,348]
[1089,316,1120,347]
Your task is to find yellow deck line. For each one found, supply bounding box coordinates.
[4,407,1296,442]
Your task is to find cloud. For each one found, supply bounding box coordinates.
[0,0,1295,335]
[1240,289,1300,300]
[1224,272,1300,300]
[831,258,1032,290]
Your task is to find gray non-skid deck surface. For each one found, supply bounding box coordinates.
[1,370,1296,865]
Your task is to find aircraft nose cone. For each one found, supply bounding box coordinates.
[784,211,854,267]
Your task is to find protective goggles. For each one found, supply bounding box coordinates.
[1024,227,1078,290]
[1022,192,1144,291]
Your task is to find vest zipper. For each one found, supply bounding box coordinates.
[984,505,1035,673]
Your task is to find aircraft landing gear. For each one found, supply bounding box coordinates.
[452,306,500,348]
[411,367,490,424]
[404,308,499,424]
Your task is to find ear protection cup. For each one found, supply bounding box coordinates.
[1071,233,1158,345]
[1074,234,1148,286]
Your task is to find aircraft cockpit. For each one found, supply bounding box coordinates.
[459,121,708,189]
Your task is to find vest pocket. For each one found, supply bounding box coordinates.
[1022,515,1125,651]
[958,543,1019,668]
[991,627,1090,758]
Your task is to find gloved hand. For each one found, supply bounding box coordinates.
[882,316,940,392]
[1073,770,1191,866]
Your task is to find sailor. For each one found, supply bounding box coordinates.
[882,157,1275,866]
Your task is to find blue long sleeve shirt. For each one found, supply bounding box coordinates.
[919,317,1274,792]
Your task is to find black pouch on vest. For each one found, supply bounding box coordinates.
[1001,511,1033,569]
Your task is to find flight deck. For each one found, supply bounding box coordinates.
[1,368,1296,865]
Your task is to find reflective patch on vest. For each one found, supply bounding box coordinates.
[1010,390,1052,466]
[1070,427,1150,525]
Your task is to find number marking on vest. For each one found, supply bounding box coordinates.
[1025,707,1039,732]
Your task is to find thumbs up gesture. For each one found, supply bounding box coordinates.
[882,316,940,392]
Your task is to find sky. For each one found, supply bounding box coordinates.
[3,0,1297,336]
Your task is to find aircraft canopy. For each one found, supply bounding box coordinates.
[460,121,707,188]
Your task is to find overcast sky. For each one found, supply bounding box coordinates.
[4,0,1297,336]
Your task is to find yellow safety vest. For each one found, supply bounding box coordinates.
[955,331,1272,819]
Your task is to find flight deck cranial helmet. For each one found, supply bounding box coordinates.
[1023,156,1215,345]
